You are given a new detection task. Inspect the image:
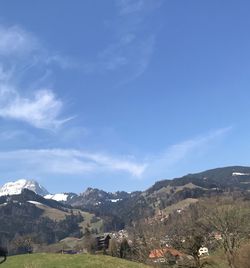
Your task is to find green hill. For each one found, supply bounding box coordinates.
[1,253,151,268]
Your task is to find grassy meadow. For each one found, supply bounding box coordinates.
[1,253,151,268]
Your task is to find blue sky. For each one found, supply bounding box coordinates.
[0,0,250,193]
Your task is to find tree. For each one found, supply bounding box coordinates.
[83,227,97,254]
[165,204,211,268]
[235,243,250,268]
[129,221,161,263]
[12,235,33,254]
[201,198,250,268]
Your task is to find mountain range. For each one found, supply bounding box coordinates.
[1,166,250,226]
[0,179,137,203]
[1,165,250,204]
[2,165,250,253]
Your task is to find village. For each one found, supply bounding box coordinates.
[56,225,222,267]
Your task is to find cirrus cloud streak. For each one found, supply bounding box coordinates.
[0,149,146,178]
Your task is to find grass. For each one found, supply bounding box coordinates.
[34,203,68,221]
[31,203,103,232]
[1,253,151,268]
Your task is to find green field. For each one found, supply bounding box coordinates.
[1,253,151,268]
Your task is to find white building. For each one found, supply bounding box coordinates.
[198,247,209,256]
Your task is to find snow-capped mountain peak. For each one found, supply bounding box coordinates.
[0,179,49,197]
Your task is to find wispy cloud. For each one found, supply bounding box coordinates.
[159,127,231,164]
[0,86,71,129]
[0,63,15,82]
[0,24,73,130]
[117,0,144,15]
[0,128,231,181]
[0,24,74,69]
[143,127,232,178]
[0,129,24,141]
[79,151,146,177]
[0,25,38,57]
[81,0,159,81]
[0,149,146,177]
[116,0,161,15]
[94,34,155,78]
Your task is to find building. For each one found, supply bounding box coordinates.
[198,247,209,256]
[95,234,111,250]
[149,247,185,263]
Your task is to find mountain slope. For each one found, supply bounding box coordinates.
[68,187,137,207]
[65,166,250,230]
[148,165,250,193]
[0,189,102,253]
[2,166,250,233]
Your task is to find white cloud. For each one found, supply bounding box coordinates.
[78,152,146,177]
[0,25,38,56]
[0,149,146,177]
[0,128,231,181]
[0,86,71,130]
[0,24,74,130]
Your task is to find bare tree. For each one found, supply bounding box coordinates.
[166,206,211,268]
[128,220,166,263]
[235,243,250,268]
[201,198,250,268]
[83,227,97,254]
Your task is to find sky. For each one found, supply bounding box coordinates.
[0,0,250,193]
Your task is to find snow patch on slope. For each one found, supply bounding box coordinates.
[44,193,68,202]
[110,199,121,203]
[27,200,43,205]
[232,172,250,176]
